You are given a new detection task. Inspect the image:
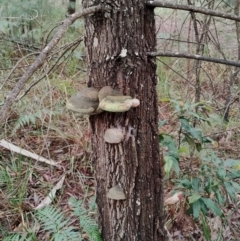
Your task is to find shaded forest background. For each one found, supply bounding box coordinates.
[1,0,240,240]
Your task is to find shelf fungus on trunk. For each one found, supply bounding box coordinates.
[98,86,122,101]
[107,184,126,200]
[104,128,124,144]
[67,86,140,114]
[66,87,102,115]
[99,95,140,112]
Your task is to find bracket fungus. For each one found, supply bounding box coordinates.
[66,87,101,115]
[104,128,124,144]
[99,96,140,112]
[79,87,99,101]
[67,86,140,115]
[98,86,122,101]
[107,184,126,200]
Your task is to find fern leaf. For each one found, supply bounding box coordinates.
[36,206,69,232]
[36,206,80,241]
[69,197,102,241]
[12,108,60,134]
[53,227,81,241]
[12,114,36,134]
[3,234,32,241]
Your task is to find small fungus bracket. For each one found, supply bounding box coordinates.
[104,128,124,144]
[107,184,126,200]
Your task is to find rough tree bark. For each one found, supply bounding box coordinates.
[83,1,166,240]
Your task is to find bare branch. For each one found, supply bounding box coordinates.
[147,0,240,22]
[17,37,84,100]
[147,51,240,67]
[0,5,102,123]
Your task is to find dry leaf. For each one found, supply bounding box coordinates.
[164,192,184,205]
[34,176,65,210]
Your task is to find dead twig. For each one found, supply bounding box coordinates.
[147,51,240,67]
[147,0,240,22]
[0,139,60,167]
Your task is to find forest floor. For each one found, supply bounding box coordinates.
[1,74,240,240]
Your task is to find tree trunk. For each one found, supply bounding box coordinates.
[68,0,76,14]
[83,1,166,240]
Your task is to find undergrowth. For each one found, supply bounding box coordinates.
[158,60,240,239]
[3,198,101,241]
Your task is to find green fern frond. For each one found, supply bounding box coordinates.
[12,113,36,134]
[3,198,100,241]
[3,234,33,241]
[12,109,60,134]
[36,206,70,232]
[52,227,81,241]
[69,197,102,241]
[36,206,80,241]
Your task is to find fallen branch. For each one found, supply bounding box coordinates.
[0,5,102,123]
[147,51,240,67]
[0,139,60,167]
[146,0,240,22]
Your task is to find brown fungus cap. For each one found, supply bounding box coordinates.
[66,87,100,115]
[98,86,122,101]
[76,87,99,102]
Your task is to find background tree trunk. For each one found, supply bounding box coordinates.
[68,0,76,14]
[83,1,166,240]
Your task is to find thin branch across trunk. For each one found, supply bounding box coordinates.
[0,5,101,123]
[147,0,240,22]
[147,51,240,67]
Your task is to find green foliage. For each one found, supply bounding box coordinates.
[174,149,240,219]
[0,156,30,207]
[50,78,76,95]
[0,0,84,72]
[157,64,171,99]
[36,206,81,241]
[159,134,180,175]
[159,100,212,175]
[0,0,65,42]
[12,108,60,134]
[178,177,222,218]
[200,214,211,241]
[160,100,240,221]
[171,100,212,151]
[3,234,34,241]
[1,155,100,241]
[35,199,101,241]
[4,198,101,241]
[69,197,102,241]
